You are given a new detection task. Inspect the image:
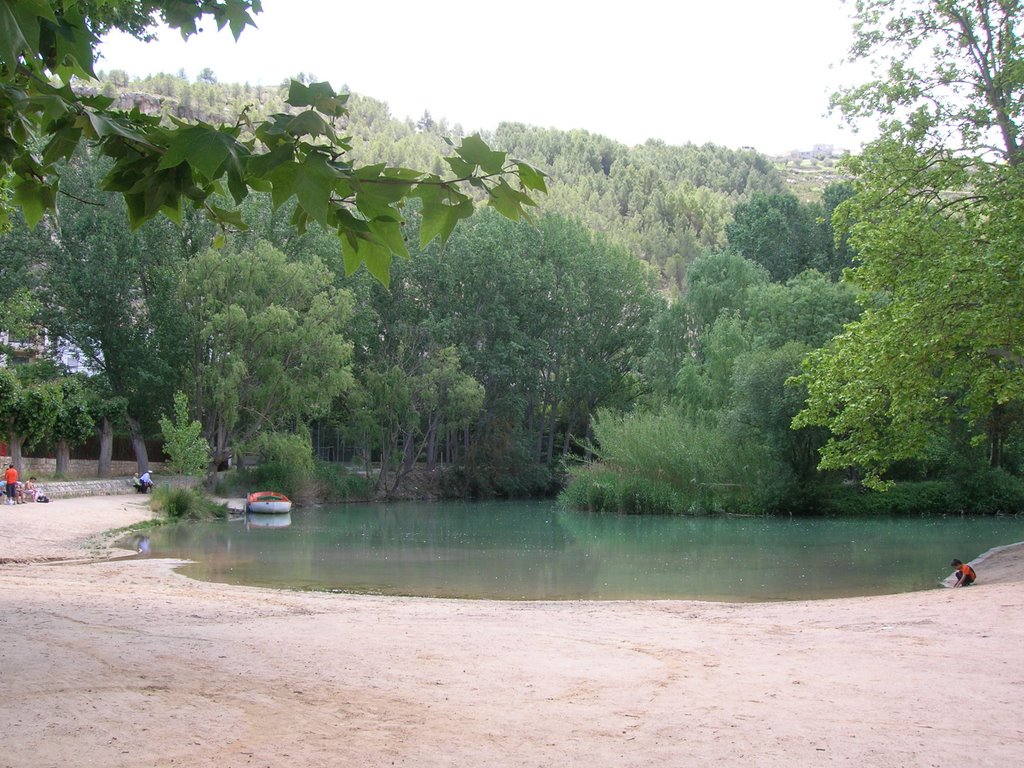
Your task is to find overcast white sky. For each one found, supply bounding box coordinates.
[97,0,871,155]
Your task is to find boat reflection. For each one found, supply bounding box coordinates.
[245,511,292,529]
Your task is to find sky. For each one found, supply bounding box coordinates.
[96,0,872,156]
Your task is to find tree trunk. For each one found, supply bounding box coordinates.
[360,434,372,479]
[400,430,416,474]
[426,418,438,471]
[391,431,416,494]
[545,401,559,466]
[446,428,457,465]
[537,401,548,459]
[55,439,71,476]
[560,403,581,457]
[127,414,150,474]
[374,426,391,492]
[526,396,538,456]
[990,433,1003,470]
[7,433,25,472]
[987,403,1007,470]
[97,417,113,478]
[201,413,232,478]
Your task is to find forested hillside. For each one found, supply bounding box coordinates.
[91,71,789,290]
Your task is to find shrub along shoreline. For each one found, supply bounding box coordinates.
[559,466,1024,517]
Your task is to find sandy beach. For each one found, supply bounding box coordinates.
[1,495,1022,767]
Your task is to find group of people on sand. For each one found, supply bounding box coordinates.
[2,464,38,505]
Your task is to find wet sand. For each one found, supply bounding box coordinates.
[1,495,1022,767]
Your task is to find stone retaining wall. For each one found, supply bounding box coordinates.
[0,457,167,480]
[32,476,199,500]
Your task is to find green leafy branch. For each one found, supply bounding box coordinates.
[0,1,547,282]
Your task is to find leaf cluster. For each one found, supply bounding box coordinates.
[0,1,545,283]
[0,366,93,451]
[834,0,1023,164]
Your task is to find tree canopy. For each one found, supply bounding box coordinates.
[795,0,1024,485]
[179,239,354,470]
[834,0,1021,165]
[0,0,544,282]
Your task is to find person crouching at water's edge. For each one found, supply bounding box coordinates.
[950,559,976,587]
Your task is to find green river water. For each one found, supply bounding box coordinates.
[137,500,1024,601]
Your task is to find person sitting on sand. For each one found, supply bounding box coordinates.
[950,559,976,587]
[23,477,38,502]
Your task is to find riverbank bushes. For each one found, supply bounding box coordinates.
[562,408,795,515]
[151,485,227,521]
[561,469,1024,517]
[212,432,373,503]
[817,471,1024,517]
[312,462,374,502]
[558,468,685,515]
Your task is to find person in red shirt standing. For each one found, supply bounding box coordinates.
[4,464,17,506]
[950,559,976,587]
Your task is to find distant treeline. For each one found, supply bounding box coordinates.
[92,71,814,290]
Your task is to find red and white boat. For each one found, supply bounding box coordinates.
[245,491,292,514]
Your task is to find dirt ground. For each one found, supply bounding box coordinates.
[1,495,1022,767]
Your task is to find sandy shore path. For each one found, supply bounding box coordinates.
[1,496,1022,767]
